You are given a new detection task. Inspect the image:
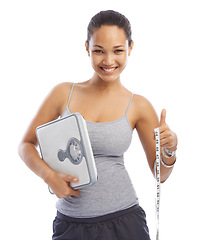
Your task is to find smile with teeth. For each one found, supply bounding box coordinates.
[101,67,118,72]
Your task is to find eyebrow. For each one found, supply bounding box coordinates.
[93,45,103,48]
[93,45,125,48]
[114,45,125,48]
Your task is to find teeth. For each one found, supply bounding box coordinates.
[102,68,116,72]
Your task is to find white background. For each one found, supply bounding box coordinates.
[0,0,197,239]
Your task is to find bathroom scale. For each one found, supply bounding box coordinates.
[36,113,98,190]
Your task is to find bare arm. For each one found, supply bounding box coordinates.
[134,95,177,183]
[18,83,80,197]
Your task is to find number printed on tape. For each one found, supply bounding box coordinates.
[154,128,161,240]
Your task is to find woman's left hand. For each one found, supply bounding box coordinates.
[158,109,177,149]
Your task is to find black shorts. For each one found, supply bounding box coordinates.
[52,204,151,240]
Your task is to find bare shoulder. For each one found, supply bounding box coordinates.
[133,94,155,114]
[136,94,158,123]
[33,82,74,121]
[49,82,74,114]
[51,82,73,99]
[19,82,75,146]
[128,93,158,129]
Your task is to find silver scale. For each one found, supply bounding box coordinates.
[37,114,162,239]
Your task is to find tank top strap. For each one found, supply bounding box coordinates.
[125,93,134,114]
[66,83,75,108]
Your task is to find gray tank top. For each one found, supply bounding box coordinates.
[56,83,139,218]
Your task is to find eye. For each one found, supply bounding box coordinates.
[114,49,124,54]
[93,50,103,54]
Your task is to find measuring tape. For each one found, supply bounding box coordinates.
[154,128,161,240]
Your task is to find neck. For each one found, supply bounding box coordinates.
[88,73,122,91]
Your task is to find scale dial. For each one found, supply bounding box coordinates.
[68,138,83,165]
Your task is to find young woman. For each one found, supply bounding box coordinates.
[18,10,178,240]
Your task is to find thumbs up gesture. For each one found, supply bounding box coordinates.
[159,109,177,149]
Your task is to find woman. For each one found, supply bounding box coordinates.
[18,10,177,240]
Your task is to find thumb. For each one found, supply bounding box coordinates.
[63,174,79,183]
[160,109,166,126]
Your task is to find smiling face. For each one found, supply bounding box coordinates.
[86,25,133,83]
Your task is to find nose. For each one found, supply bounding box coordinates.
[102,53,115,66]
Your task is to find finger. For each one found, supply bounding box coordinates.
[158,124,168,134]
[66,187,80,197]
[60,184,80,197]
[160,109,166,126]
[72,189,80,196]
[160,138,169,146]
[159,128,172,140]
[160,136,174,147]
[71,178,79,183]
[63,174,79,183]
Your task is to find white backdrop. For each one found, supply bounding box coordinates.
[0,0,197,239]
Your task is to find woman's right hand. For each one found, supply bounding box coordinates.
[45,171,80,198]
